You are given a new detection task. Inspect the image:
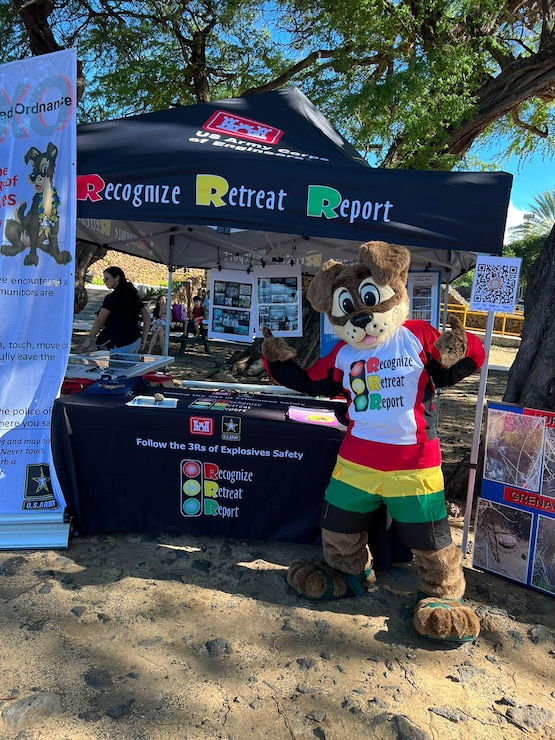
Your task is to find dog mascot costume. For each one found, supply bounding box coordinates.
[261,241,485,644]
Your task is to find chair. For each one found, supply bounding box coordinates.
[171,303,185,331]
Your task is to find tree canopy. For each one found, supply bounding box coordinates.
[6,0,555,409]
[5,0,555,171]
[509,189,555,241]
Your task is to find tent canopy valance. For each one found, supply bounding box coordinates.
[76,86,512,280]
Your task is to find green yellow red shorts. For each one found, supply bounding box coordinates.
[320,455,452,551]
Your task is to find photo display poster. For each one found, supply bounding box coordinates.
[208,265,302,343]
[474,401,555,597]
[407,271,440,328]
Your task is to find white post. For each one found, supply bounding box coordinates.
[164,267,173,359]
[461,310,495,556]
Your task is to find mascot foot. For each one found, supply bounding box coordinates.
[54,250,72,265]
[413,593,480,644]
[287,559,375,600]
[1,244,25,257]
[23,252,39,266]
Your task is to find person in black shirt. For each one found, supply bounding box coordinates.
[79,266,151,353]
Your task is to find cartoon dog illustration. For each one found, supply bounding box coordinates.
[2,142,71,266]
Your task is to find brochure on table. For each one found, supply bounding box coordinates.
[474,401,555,597]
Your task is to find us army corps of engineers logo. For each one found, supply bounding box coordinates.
[221,416,241,442]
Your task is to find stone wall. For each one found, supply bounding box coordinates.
[88,251,206,289]
[87,251,208,315]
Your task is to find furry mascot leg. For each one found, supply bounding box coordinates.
[287,529,376,599]
[412,543,480,643]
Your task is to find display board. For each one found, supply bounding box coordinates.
[207,264,302,342]
[254,264,302,338]
[407,271,440,328]
[208,270,256,341]
[473,401,555,597]
[65,352,175,380]
[470,256,521,313]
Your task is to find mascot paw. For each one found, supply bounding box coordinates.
[261,327,297,363]
[413,593,480,644]
[434,314,468,368]
[287,559,375,600]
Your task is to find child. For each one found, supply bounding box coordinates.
[191,296,205,336]
[148,295,168,353]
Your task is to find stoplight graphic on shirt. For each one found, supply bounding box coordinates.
[349,360,368,412]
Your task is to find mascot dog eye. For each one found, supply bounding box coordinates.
[333,278,382,318]
[359,279,381,307]
[262,239,486,645]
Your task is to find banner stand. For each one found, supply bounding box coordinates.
[0,50,76,550]
[0,513,70,550]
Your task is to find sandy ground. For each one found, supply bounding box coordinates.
[1,341,554,740]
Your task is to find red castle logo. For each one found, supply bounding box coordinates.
[202,110,283,145]
[190,417,213,435]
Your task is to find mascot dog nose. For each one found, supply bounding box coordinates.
[351,313,372,329]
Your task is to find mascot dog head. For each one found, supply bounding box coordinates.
[307,241,411,349]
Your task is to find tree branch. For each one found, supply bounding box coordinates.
[242,50,336,95]
[511,107,549,136]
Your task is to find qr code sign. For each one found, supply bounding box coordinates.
[471,258,520,311]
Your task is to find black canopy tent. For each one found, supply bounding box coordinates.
[75,86,512,282]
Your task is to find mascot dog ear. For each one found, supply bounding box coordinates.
[306,259,344,313]
[359,241,411,286]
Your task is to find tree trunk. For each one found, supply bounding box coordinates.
[503,224,555,410]
[74,242,107,314]
[225,299,322,378]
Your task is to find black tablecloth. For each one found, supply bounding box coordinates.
[52,387,347,543]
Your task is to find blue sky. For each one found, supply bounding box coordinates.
[490,151,554,238]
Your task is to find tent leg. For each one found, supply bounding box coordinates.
[163,267,173,363]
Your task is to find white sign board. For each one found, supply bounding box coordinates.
[208,270,255,342]
[254,264,302,338]
[470,256,522,313]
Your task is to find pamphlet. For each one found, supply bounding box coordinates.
[287,405,339,427]
[126,396,178,409]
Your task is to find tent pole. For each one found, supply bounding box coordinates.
[461,310,494,557]
[441,276,450,329]
[436,273,451,415]
[164,266,173,360]
[163,229,178,365]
